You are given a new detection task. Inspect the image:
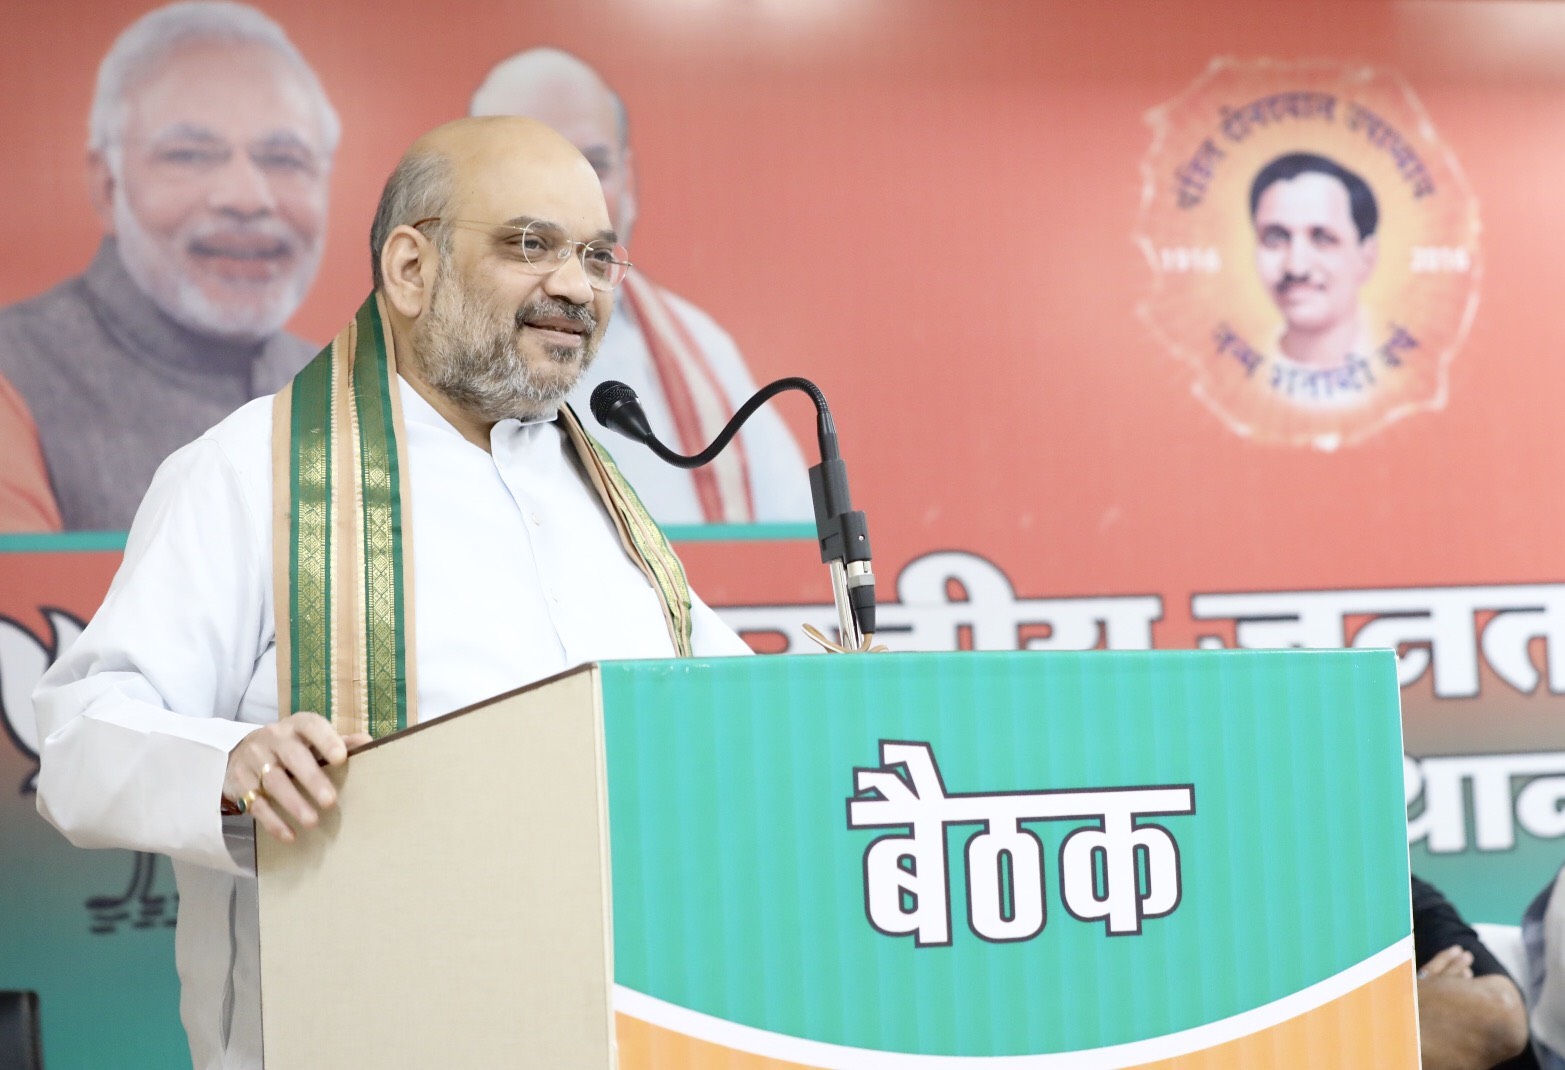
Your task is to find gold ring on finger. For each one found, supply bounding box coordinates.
[259,762,274,780]
[241,787,262,812]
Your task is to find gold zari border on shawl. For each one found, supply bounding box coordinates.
[559,405,693,657]
[274,294,417,738]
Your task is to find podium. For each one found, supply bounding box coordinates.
[257,650,1419,1068]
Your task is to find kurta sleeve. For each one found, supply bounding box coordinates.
[34,435,272,875]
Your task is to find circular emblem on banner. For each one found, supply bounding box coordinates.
[1136,58,1482,449]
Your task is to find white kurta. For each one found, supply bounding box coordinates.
[33,378,751,1070]
[569,283,815,524]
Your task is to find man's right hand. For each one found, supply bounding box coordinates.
[223,712,373,843]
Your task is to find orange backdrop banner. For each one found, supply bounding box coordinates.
[1,0,1562,1064]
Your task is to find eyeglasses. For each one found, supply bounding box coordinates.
[412,217,632,291]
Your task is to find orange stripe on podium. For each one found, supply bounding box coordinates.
[614,962,1419,1069]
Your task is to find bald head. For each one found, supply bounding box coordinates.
[370,116,608,289]
[469,48,637,238]
[412,115,603,211]
[408,114,580,165]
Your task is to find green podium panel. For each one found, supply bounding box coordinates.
[602,650,1417,1069]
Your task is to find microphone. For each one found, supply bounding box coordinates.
[589,379,877,646]
[589,380,655,445]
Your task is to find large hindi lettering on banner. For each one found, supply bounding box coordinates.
[848,740,1195,944]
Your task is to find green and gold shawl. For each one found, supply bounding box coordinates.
[272,292,692,739]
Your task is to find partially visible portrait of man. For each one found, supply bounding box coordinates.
[1250,152,1380,369]
[470,47,813,525]
[0,0,337,532]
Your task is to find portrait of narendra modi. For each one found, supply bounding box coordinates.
[0,1,336,532]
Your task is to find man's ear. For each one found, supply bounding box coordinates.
[87,151,116,232]
[1359,233,1380,280]
[380,226,439,319]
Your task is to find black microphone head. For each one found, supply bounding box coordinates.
[589,380,656,444]
[590,380,638,427]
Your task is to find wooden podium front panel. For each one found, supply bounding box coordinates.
[257,666,616,1069]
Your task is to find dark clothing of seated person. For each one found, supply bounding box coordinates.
[1414,875,1537,1070]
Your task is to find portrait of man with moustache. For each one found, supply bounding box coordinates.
[0,1,336,532]
[1249,151,1381,372]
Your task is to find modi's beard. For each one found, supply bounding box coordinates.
[111,178,320,344]
[413,261,600,423]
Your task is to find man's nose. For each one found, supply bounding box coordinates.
[541,249,596,306]
[1284,236,1313,277]
[207,152,278,218]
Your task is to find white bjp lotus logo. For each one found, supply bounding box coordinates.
[0,611,84,792]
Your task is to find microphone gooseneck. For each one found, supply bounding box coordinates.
[588,378,877,646]
[592,378,829,469]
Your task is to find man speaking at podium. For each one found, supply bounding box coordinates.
[33,116,751,1070]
